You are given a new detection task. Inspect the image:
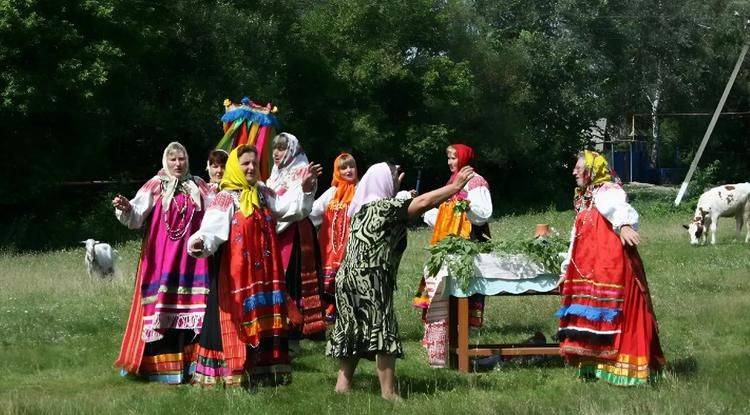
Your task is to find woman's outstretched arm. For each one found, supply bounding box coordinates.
[407,166,474,219]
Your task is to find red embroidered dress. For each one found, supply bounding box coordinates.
[194,191,290,385]
[558,182,665,386]
[318,198,351,293]
[188,181,314,386]
[267,135,326,337]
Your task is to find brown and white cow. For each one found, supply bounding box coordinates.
[683,183,750,245]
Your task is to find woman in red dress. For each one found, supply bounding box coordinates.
[309,153,358,322]
[557,150,665,386]
[268,133,327,339]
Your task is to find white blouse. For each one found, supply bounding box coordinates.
[422,175,493,228]
[204,182,220,207]
[274,182,316,233]
[115,178,161,230]
[592,183,639,231]
[309,186,336,227]
[187,183,314,258]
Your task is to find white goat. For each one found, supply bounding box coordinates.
[82,239,118,278]
[684,183,750,245]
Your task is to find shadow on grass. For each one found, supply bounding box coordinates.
[349,356,566,398]
[666,355,698,380]
[290,358,329,374]
[494,323,552,337]
[356,372,473,397]
[119,372,153,384]
[401,323,557,343]
[472,355,565,373]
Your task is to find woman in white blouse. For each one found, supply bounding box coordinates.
[267,133,327,339]
[556,150,665,386]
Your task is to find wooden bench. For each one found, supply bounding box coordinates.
[448,290,561,373]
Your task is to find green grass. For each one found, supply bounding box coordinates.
[2,206,750,415]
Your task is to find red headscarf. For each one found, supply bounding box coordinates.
[330,153,358,205]
[447,144,475,184]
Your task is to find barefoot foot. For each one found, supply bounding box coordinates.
[381,392,402,402]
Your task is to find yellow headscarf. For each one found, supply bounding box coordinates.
[219,146,260,217]
[583,150,612,186]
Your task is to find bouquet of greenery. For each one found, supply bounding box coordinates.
[425,234,568,291]
[425,236,491,291]
[487,235,568,276]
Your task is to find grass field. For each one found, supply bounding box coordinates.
[2,197,750,414]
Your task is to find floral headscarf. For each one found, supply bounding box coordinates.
[267,132,310,195]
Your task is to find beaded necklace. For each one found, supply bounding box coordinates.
[163,192,195,240]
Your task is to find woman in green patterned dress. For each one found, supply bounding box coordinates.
[326,162,475,400]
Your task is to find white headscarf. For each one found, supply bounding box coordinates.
[347,162,395,217]
[267,132,310,195]
[159,142,202,211]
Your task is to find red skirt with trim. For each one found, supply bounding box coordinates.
[558,207,665,386]
[192,208,291,387]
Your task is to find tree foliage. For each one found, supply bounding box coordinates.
[1,0,748,217]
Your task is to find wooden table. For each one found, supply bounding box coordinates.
[448,289,561,373]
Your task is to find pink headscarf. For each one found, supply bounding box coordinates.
[347,162,394,217]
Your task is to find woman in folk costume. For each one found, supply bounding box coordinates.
[112,142,212,384]
[557,150,665,386]
[309,153,358,322]
[187,144,319,387]
[327,162,476,400]
[414,143,493,367]
[267,133,327,339]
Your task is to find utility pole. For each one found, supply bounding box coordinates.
[675,19,750,206]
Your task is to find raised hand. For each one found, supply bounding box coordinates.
[301,162,323,192]
[112,194,132,212]
[453,166,475,190]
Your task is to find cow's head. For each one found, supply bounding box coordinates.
[683,220,704,245]
[683,208,709,245]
